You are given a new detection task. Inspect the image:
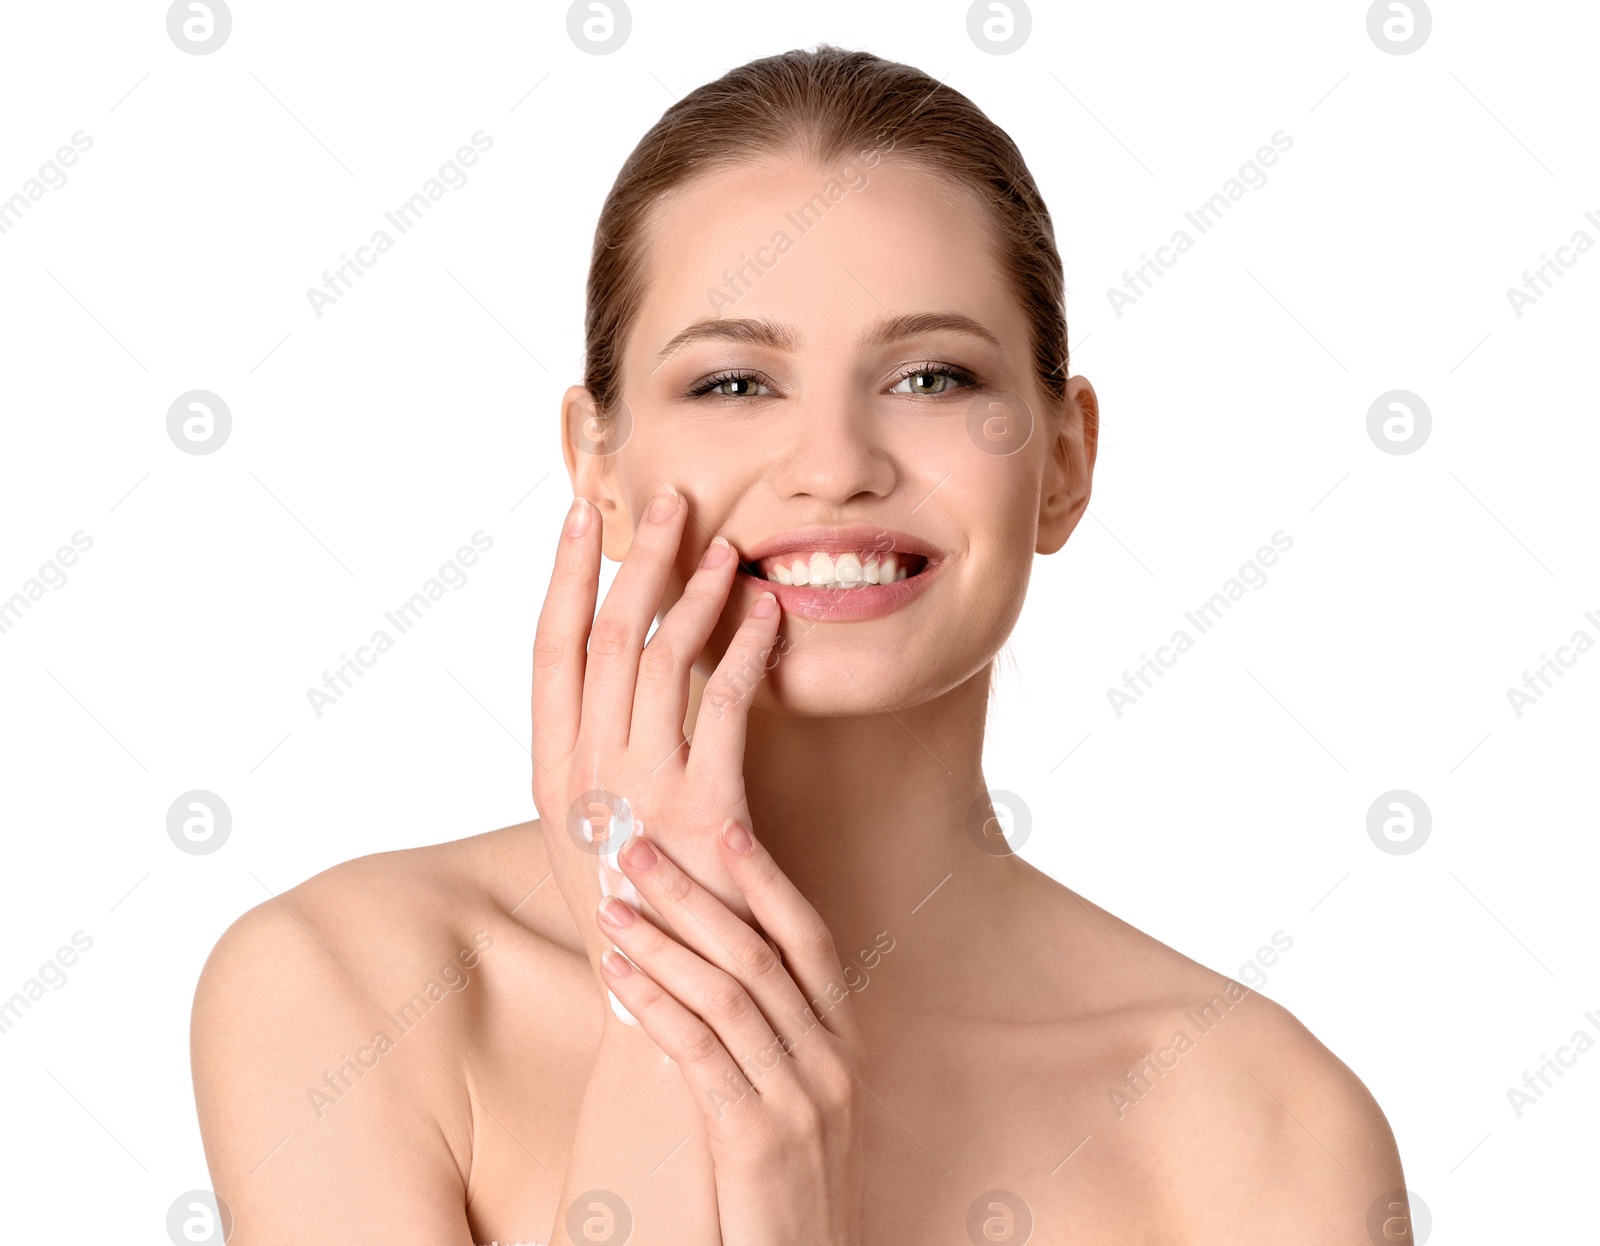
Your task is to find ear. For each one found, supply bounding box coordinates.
[1037,375,1099,556]
[560,383,633,563]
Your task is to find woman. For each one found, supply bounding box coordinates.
[192,45,1408,1245]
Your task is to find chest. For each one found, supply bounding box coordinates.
[465,1000,1182,1245]
[852,1037,1175,1245]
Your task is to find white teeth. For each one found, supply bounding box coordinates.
[762,550,917,587]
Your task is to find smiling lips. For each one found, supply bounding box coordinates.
[730,525,942,622]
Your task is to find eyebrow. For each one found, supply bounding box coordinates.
[654,311,1002,361]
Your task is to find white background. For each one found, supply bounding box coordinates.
[0,0,1595,1240]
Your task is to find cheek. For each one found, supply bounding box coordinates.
[622,420,747,503]
[944,479,1037,622]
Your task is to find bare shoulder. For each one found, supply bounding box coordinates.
[1050,885,1407,1243]
[1153,981,1407,1243]
[190,820,581,1244]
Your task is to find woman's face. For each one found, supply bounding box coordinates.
[567,154,1097,715]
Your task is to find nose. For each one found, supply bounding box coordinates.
[764,383,896,505]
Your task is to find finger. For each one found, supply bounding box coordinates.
[616,829,819,1045]
[629,532,740,769]
[598,946,763,1126]
[684,590,781,788]
[597,896,799,1105]
[531,496,600,796]
[580,487,687,746]
[718,816,863,1049]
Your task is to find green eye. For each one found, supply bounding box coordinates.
[691,371,772,398]
[889,363,977,396]
[894,370,952,395]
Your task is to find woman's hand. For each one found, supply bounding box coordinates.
[532,488,850,1245]
[532,489,779,977]
[597,813,868,1246]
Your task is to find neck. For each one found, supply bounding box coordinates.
[686,660,1038,1021]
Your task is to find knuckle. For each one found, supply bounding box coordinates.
[532,629,570,670]
[631,977,668,1015]
[684,578,727,611]
[749,853,784,886]
[819,1061,860,1112]
[742,935,782,980]
[707,663,759,710]
[703,975,750,1023]
[636,639,678,682]
[784,1094,826,1140]
[797,920,840,964]
[658,867,692,906]
[588,617,632,658]
[678,1022,723,1066]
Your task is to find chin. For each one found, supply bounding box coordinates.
[742,646,985,719]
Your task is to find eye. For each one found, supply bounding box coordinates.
[689,370,773,398]
[889,363,978,397]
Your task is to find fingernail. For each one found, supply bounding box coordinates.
[700,535,731,569]
[598,895,636,927]
[721,817,755,854]
[602,948,634,977]
[566,496,592,537]
[751,591,778,618]
[646,489,679,523]
[622,835,658,871]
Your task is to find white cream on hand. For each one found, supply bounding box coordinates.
[588,805,643,1026]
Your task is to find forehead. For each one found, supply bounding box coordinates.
[629,155,1025,357]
